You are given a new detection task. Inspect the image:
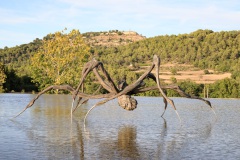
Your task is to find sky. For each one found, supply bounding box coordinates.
[1,0,240,48]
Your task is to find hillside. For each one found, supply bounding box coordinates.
[0,29,239,97]
[137,63,231,84]
[96,29,240,80]
[0,30,145,72]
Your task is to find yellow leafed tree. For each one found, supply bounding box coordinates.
[30,29,90,91]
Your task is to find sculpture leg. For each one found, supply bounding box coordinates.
[14,85,75,118]
[153,55,181,121]
[161,97,168,117]
[163,84,216,116]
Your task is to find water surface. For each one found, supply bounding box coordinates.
[1,94,240,159]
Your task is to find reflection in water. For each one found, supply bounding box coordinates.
[12,100,215,159]
[156,118,185,159]
[70,118,85,160]
[117,126,139,158]
[9,95,88,159]
[96,125,140,159]
[1,94,240,159]
[156,117,215,159]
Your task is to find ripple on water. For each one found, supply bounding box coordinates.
[1,94,240,159]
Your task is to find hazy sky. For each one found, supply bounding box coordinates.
[1,0,240,48]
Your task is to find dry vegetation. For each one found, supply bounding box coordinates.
[137,63,231,84]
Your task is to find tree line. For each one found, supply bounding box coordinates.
[0,29,239,98]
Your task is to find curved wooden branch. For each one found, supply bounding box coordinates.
[14,85,75,118]
[133,85,212,107]
[163,85,212,106]
[153,55,181,121]
[162,97,168,117]
[72,59,119,113]
[74,59,100,100]
[97,63,119,93]
[72,85,103,113]
[74,59,119,99]
[92,68,115,93]
[14,84,115,118]
[84,97,113,128]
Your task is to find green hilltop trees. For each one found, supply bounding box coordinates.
[0,29,240,97]
[0,62,6,92]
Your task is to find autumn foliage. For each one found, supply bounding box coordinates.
[30,29,90,90]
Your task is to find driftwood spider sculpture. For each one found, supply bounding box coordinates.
[15,55,215,125]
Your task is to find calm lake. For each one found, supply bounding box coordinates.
[1,94,240,159]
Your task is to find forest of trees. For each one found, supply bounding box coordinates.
[0,29,239,98]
